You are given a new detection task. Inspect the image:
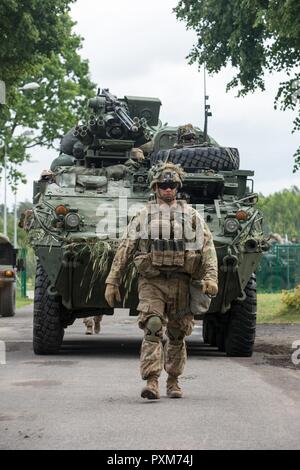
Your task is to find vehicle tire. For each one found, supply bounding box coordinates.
[216,319,227,352]
[0,284,16,317]
[203,313,226,350]
[202,316,217,346]
[33,263,64,354]
[202,317,209,343]
[150,146,240,171]
[225,274,257,357]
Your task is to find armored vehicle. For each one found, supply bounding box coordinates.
[0,234,17,317]
[26,88,267,356]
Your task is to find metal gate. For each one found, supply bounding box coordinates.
[256,244,300,292]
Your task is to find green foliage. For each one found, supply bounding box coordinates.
[0,0,75,87]
[174,0,300,170]
[257,186,300,237]
[63,239,113,301]
[0,203,36,280]
[282,285,300,311]
[16,294,33,308]
[257,292,300,323]
[0,204,25,246]
[0,1,96,188]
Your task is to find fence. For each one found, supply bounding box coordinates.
[256,244,300,292]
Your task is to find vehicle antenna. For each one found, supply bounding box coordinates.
[203,63,212,142]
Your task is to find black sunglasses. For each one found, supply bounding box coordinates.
[157,182,178,190]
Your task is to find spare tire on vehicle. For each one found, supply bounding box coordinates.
[150,146,240,172]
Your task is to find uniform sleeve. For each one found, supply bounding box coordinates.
[189,208,218,283]
[105,214,140,286]
[200,222,218,283]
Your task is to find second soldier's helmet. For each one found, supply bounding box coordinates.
[177,123,197,144]
[149,162,185,189]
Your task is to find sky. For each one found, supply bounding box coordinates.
[3,0,300,208]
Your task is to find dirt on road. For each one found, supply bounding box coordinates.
[255,324,300,370]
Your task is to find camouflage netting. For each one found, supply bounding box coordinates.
[66,239,113,300]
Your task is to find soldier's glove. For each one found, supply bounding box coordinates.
[105,284,121,307]
[201,280,218,297]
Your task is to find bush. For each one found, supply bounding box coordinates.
[282,285,300,311]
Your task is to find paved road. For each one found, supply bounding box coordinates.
[1,305,300,450]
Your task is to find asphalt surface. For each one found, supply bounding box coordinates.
[0,305,300,450]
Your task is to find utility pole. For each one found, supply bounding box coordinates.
[13,188,17,247]
[203,64,212,142]
[1,81,39,239]
[3,145,7,237]
[0,80,7,237]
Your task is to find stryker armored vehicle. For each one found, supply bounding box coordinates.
[0,234,17,317]
[25,88,268,356]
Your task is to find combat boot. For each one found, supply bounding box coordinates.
[94,319,101,334]
[141,375,160,400]
[166,375,182,398]
[85,325,93,335]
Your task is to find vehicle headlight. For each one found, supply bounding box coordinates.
[65,212,80,230]
[224,218,240,234]
[4,270,14,277]
[236,210,248,221]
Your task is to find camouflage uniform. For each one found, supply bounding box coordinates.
[175,124,199,147]
[83,315,103,335]
[106,199,218,382]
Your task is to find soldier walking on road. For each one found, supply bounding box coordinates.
[83,316,103,335]
[105,162,218,400]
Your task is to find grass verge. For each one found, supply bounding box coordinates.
[257,292,300,323]
[16,294,33,309]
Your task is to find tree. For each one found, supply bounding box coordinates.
[0,203,36,280]
[174,0,300,169]
[257,187,300,237]
[0,0,76,88]
[0,7,96,187]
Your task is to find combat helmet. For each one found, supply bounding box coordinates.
[149,162,185,189]
[177,123,198,145]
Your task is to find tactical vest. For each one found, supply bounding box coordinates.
[134,201,202,277]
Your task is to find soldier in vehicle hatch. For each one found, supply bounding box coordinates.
[175,123,199,147]
[104,162,218,400]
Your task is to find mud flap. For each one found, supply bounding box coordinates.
[220,252,243,313]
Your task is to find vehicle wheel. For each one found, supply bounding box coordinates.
[204,313,226,351]
[202,317,209,343]
[0,284,16,317]
[216,321,227,352]
[202,316,217,346]
[33,263,64,354]
[150,146,240,171]
[225,274,257,357]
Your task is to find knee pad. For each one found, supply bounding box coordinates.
[166,326,185,345]
[144,316,163,343]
